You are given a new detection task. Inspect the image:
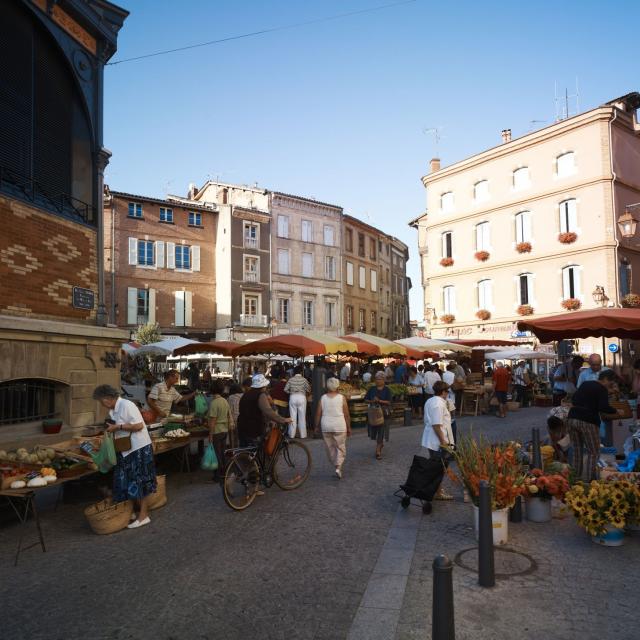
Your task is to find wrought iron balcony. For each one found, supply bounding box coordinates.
[240,314,268,327]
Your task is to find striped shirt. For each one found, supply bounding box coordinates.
[285,375,311,395]
[148,381,182,415]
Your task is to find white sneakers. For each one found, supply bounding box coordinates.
[127,517,150,529]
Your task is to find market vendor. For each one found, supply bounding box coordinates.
[147,369,196,419]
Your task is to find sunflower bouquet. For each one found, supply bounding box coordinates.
[524,468,571,501]
[449,435,526,509]
[564,480,640,535]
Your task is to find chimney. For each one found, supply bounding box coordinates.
[187,182,196,199]
[501,129,512,143]
[429,158,441,173]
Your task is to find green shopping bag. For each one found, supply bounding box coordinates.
[91,433,117,473]
[201,443,218,471]
[194,393,208,417]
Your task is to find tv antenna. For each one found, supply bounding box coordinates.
[529,119,547,131]
[555,78,580,121]
[423,126,444,157]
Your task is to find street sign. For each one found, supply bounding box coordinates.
[608,343,619,353]
[72,286,95,310]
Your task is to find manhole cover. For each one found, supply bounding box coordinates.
[453,546,537,579]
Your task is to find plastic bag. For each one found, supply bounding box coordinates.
[91,433,117,473]
[194,393,208,417]
[201,443,218,471]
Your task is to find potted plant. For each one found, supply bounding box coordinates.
[476,309,491,320]
[561,298,582,311]
[524,468,570,522]
[517,304,534,316]
[564,479,640,546]
[450,436,526,545]
[621,293,640,308]
[440,257,454,267]
[440,314,455,324]
[516,241,532,254]
[474,250,490,262]
[558,231,578,244]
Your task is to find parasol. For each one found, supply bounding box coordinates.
[395,337,473,353]
[173,341,241,357]
[231,332,360,358]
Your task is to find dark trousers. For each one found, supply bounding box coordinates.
[513,384,526,404]
[210,432,227,479]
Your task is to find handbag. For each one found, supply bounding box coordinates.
[264,426,282,456]
[367,405,385,426]
[113,433,132,453]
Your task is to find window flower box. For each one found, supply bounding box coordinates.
[440,257,454,267]
[476,309,491,320]
[561,298,581,311]
[517,304,534,316]
[516,242,532,254]
[440,314,456,324]
[558,232,577,244]
[474,251,490,262]
[621,293,640,308]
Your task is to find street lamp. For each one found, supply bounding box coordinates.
[617,210,637,239]
[592,285,609,307]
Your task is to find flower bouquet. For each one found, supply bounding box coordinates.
[516,241,532,254]
[517,304,534,316]
[440,314,455,324]
[476,309,491,320]
[561,297,581,311]
[621,293,640,308]
[524,468,571,501]
[558,232,577,244]
[474,250,490,262]
[440,257,454,267]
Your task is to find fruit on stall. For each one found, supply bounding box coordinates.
[0,446,57,465]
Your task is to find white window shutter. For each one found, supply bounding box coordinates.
[371,270,377,292]
[524,212,532,242]
[475,225,482,250]
[127,287,137,324]
[148,289,156,324]
[155,241,164,268]
[568,200,577,232]
[441,234,446,257]
[175,291,184,326]
[574,268,581,298]
[185,291,193,326]
[128,238,138,265]
[166,242,175,269]
[192,245,201,272]
[450,287,457,314]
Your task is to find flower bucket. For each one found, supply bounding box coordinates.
[591,525,625,547]
[473,505,509,545]
[526,496,552,522]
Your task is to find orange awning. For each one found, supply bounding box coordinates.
[231,333,360,357]
[173,341,242,357]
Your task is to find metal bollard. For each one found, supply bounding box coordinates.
[509,495,523,523]
[432,555,455,640]
[532,427,542,469]
[478,480,495,587]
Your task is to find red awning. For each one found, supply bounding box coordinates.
[231,333,359,358]
[517,308,640,342]
[173,341,242,356]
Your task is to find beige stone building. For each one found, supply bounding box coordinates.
[411,92,640,355]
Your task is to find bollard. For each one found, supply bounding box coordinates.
[403,407,413,426]
[432,555,455,640]
[531,427,542,470]
[509,495,523,523]
[478,480,495,587]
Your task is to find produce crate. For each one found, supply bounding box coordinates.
[534,395,553,407]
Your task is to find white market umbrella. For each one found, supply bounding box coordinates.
[134,337,198,356]
[485,349,556,361]
[395,337,473,353]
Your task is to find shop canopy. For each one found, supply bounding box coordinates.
[340,333,435,359]
[395,337,473,353]
[121,341,141,354]
[231,332,360,358]
[133,337,199,356]
[172,341,241,357]
[484,349,557,361]
[517,308,640,342]
[447,339,520,348]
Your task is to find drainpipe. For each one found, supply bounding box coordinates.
[95,147,111,327]
[110,196,116,323]
[609,108,619,306]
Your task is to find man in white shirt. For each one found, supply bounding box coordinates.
[340,362,350,382]
[577,354,610,388]
[423,364,442,398]
[362,368,372,384]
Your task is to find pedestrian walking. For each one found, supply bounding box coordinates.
[492,362,510,418]
[365,371,392,460]
[423,363,442,400]
[407,365,425,419]
[208,380,231,481]
[284,365,311,438]
[315,377,351,479]
[512,360,530,405]
[226,382,244,448]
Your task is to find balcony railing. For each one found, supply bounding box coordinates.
[244,236,258,249]
[244,271,258,283]
[240,314,268,327]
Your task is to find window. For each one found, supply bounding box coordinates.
[559,199,577,233]
[513,167,530,190]
[370,310,376,332]
[562,265,581,299]
[244,256,259,282]
[189,211,202,227]
[323,225,335,246]
[325,301,336,326]
[474,180,489,202]
[243,294,259,317]
[159,207,173,223]
[303,300,314,325]
[620,261,632,297]
[174,291,193,327]
[386,243,390,256]
[441,192,454,213]
[378,240,383,252]
[302,252,313,277]
[359,266,366,289]
[325,256,336,280]
[244,223,258,248]
[346,305,353,328]
[136,289,149,323]
[358,233,365,257]
[441,231,453,258]
[557,152,576,177]
[137,240,154,266]
[370,238,376,260]
[477,279,493,309]
[277,298,290,324]
[386,268,390,285]
[302,220,313,242]
[345,229,353,252]
[359,308,366,331]
[0,379,61,425]
[277,249,290,274]
[443,286,456,315]
[128,202,143,218]
[475,222,490,251]
[515,211,532,243]
[346,261,354,285]
[371,269,377,292]
[175,245,191,270]
[518,273,533,305]
[127,287,155,325]
[277,215,289,238]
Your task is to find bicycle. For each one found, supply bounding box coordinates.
[222,424,312,511]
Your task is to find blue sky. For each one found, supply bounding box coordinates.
[104,0,639,321]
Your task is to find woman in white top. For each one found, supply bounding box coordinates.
[314,377,351,479]
[422,380,455,500]
[93,385,157,529]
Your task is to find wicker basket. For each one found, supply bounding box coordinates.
[84,499,133,535]
[147,474,167,511]
[506,401,521,411]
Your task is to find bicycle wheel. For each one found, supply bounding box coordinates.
[273,440,311,490]
[223,452,260,511]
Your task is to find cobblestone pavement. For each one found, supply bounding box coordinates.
[1,408,637,640]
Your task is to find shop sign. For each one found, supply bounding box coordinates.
[608,343,619,353]
[72,287,95,310]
